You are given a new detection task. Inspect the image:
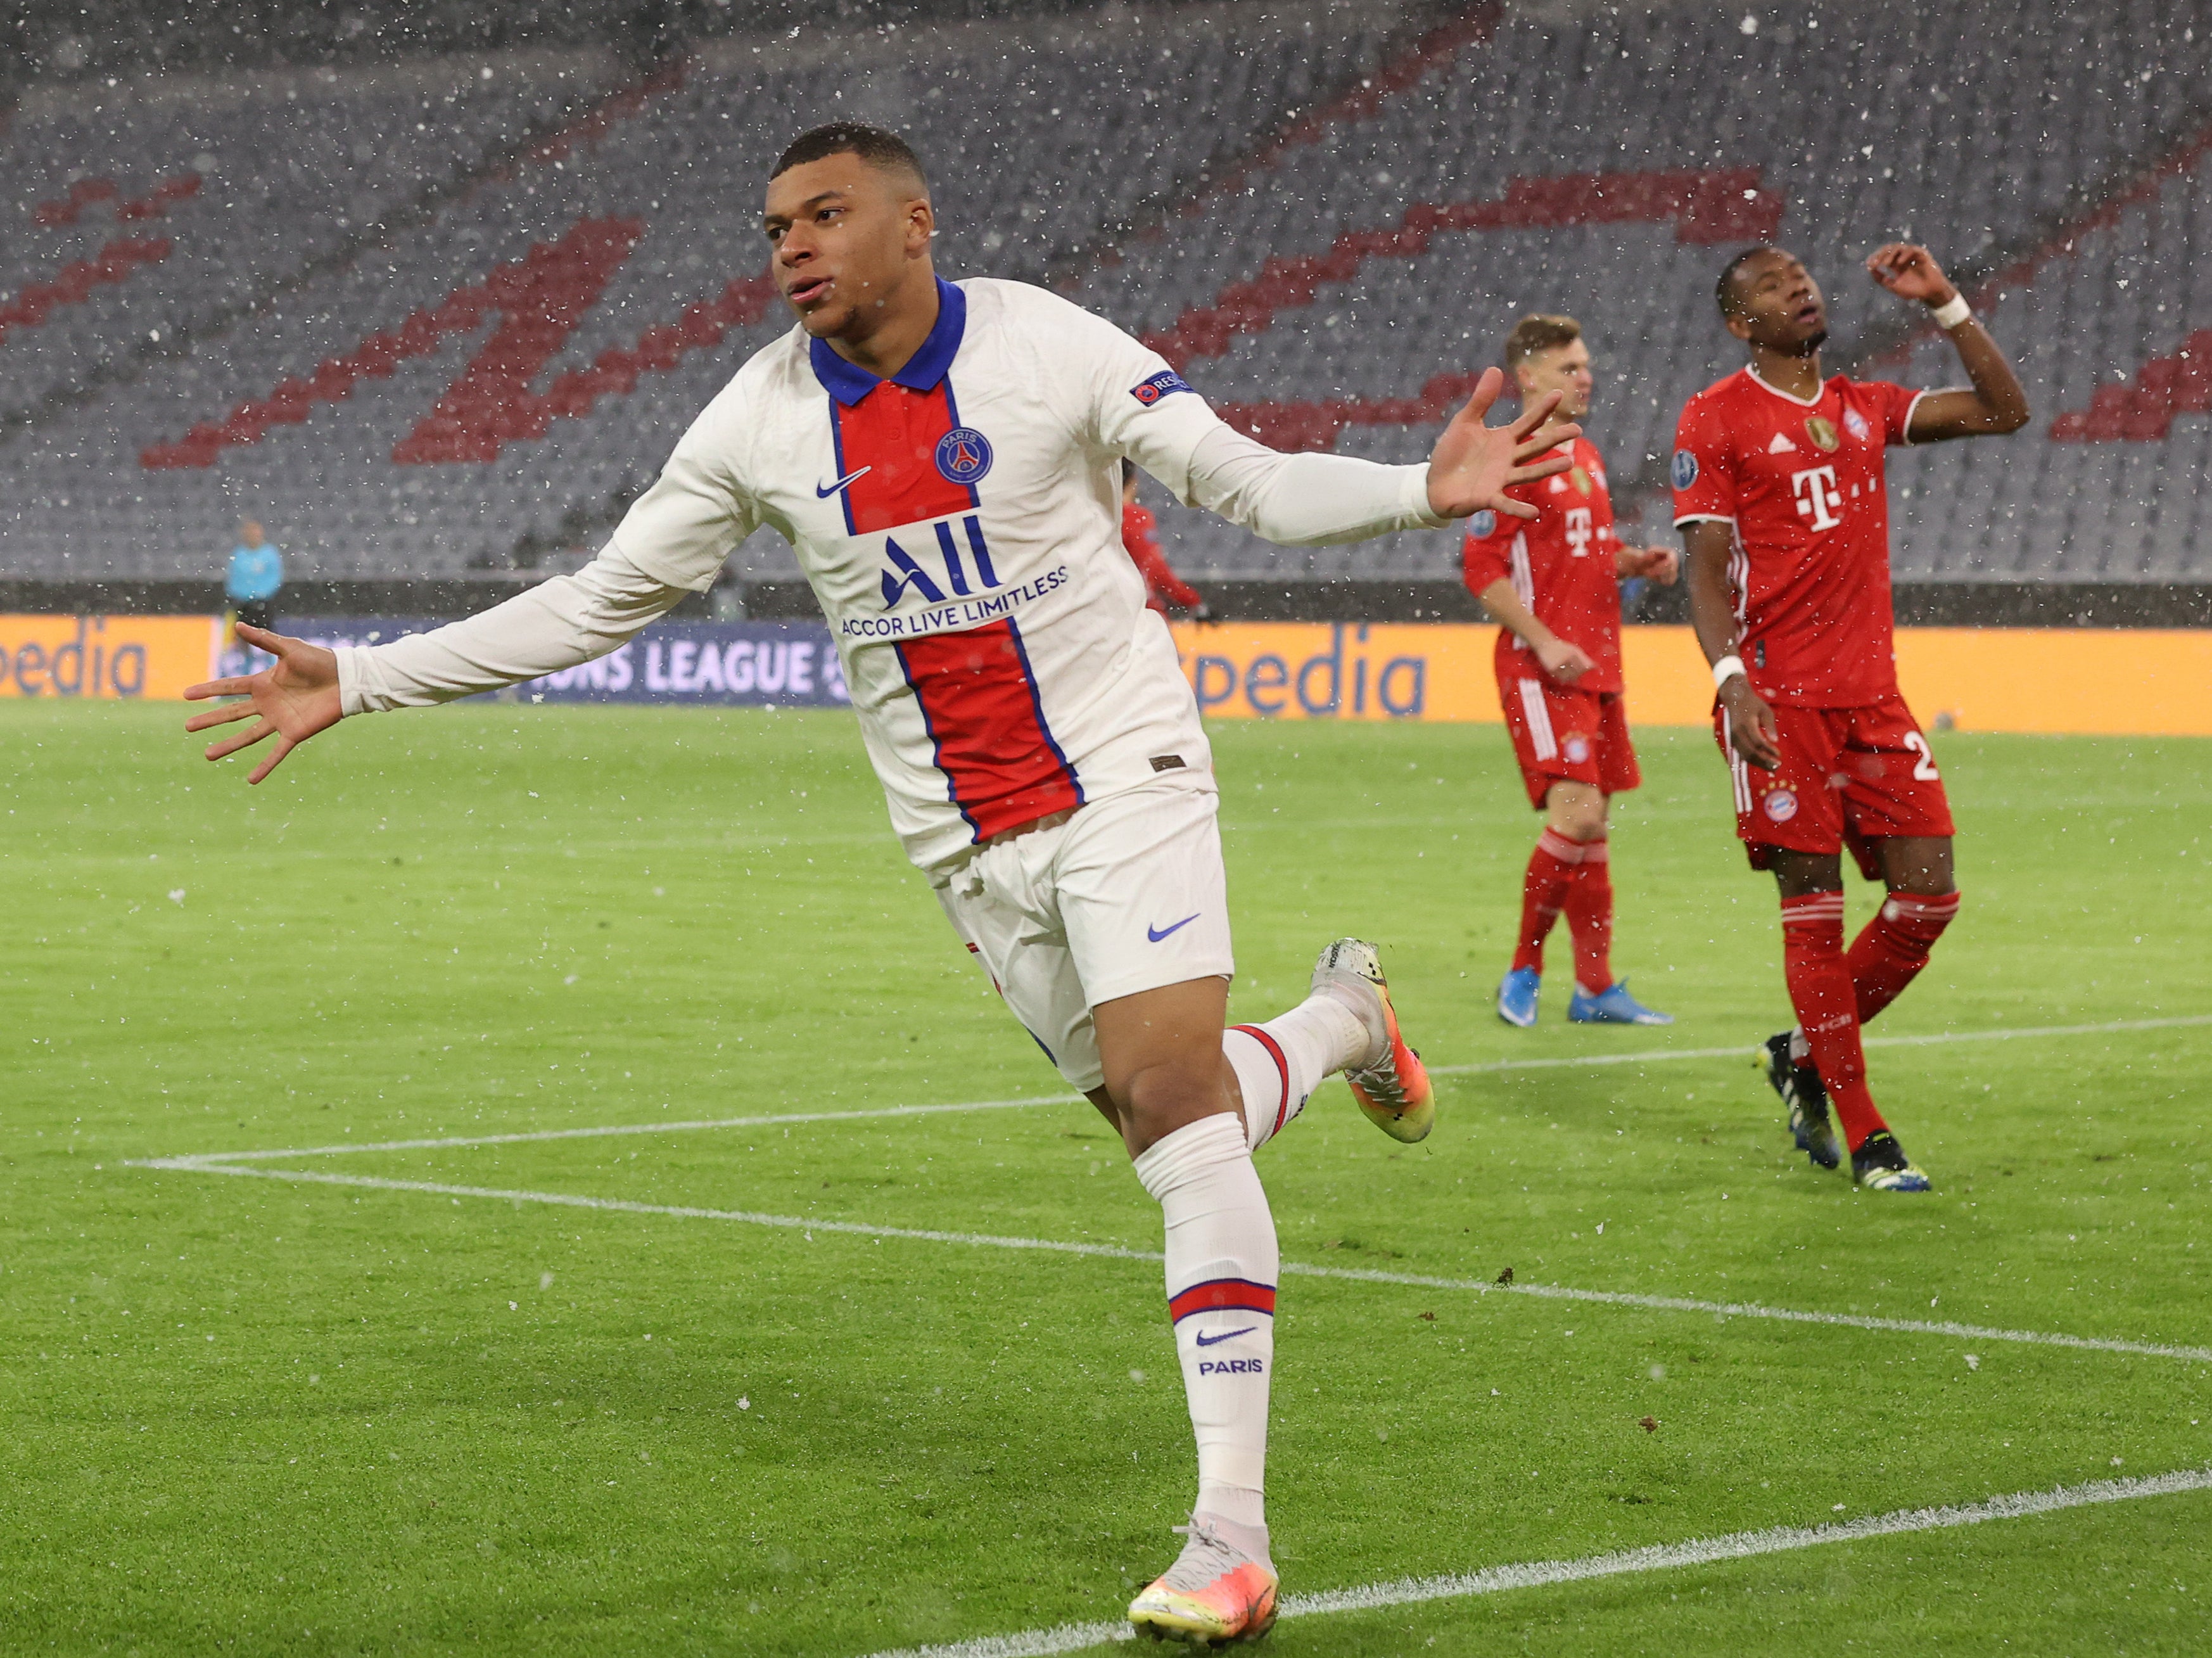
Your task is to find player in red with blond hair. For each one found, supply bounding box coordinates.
[1673,243,2026,1192]
[1465,314,1679,1029]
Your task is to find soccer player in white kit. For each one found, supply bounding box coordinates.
[186,124,1577,1643]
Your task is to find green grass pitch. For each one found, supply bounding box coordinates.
[5,699,2210,1655]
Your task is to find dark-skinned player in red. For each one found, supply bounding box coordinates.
[1672,243,2026,1191]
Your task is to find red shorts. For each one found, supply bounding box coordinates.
[1499,671,1640,808]
[1714,694,1955,876]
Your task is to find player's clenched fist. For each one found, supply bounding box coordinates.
[1424,366,1581,521]
[183,625,343,784]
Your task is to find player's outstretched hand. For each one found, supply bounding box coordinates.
[1865,242,1957,308]
[1719,677,1782,771]
[1620,545,1680,585]
[1425,366,1581,521]
[1535,637,1596,686]
[183,625,342,784]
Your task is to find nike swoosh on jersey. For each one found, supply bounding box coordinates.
[1194,1326,1256,1347]
[815,466,873,497]
[1147,914,1200,942]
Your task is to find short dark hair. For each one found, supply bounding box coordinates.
[1715,245,1779,317]
[1504,313,1582,367]
[772,122,927,192]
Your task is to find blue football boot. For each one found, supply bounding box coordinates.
[1567,979,1674,1025]
[1496,966,1541,1028]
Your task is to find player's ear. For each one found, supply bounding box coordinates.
[1724,310,1754,344]
[904,195,935,257]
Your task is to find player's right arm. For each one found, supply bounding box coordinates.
[1073,300,1575,547]
[1473,579,1594,684]
[186,389,761,783]
[1681,521,1777,770]
[1670,393,1779,769]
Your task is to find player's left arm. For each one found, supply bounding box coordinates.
[1866,243,2030,441]
[1615,543,1678,584]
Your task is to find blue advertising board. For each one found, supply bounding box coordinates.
[282,616,849,708]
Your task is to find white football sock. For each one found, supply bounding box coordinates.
[1224,994,1372,1151]
[1133,1112,1278,1534]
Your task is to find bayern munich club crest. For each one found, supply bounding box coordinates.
[1670,448,1699,490]
[1468,509,1496,537]
[934,427,993,485]
[1762,788,1800,823]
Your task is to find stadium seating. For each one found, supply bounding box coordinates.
[4,0,2211,595]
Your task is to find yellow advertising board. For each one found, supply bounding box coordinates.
[1167,622,2212,737]
[0,614,222,699]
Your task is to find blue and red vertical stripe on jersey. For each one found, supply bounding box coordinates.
[896,615,1083,841]
[813,279,977,535]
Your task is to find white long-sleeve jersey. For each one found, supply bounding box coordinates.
[339,277,1444,872]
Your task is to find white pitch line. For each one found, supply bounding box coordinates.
[854,1465,2212,1658]
[149,1011,2212,1166]
[167,1094,1076,1165]
[1430,1011,2212,1076]
[124,1158,2212,1364]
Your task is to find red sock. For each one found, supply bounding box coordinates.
[1850,890,1961,1025]
[1779,891,1888,1151]
[1513,829,1584,974]
[1564,836,1614,993]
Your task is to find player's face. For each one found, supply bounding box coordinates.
[1726,250,1827,355]
[763,156,934,341]
[1515,339,1593,421]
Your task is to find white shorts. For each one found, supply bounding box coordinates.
[933,778,1235,1094]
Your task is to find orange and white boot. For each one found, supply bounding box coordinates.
[1313,937,1433,1144]
[1127,1515,1278,1645]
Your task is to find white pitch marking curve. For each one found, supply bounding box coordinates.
[852,1467,2212,1658]
[125,1157,2212,1364]
[148,1011,2212,1166]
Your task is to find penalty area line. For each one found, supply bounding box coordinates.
[854,1465,2212,1658]
[121,1159,2212,1365]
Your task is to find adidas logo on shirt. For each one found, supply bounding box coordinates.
[1767,433,1798,454]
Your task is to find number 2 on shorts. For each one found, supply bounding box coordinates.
[1903,730,1940,781]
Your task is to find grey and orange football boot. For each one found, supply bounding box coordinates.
[1312,938,1434,1144]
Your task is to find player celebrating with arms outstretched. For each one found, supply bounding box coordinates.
[184,124,1578,1643]
[1465,314,1678,1030]
[1672,244,2026,1191]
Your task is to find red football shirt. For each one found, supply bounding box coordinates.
[1670,367,1926,708]
[1462,436,1624,694]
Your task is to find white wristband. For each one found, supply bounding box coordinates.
[1930,293,1971,330]
[1712,654,1747,689]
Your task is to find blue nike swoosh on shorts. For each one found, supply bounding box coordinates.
[1147,914,1200,943]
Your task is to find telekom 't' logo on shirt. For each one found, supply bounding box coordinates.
[1563,507,1594,557]
[1789,464,1843,531]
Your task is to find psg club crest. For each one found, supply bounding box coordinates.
[1670,449,1699,490]
[1844,409,1873,442]
[934,427,993,485]
[1804,416,1841,452]
[1762,787,1800,823]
